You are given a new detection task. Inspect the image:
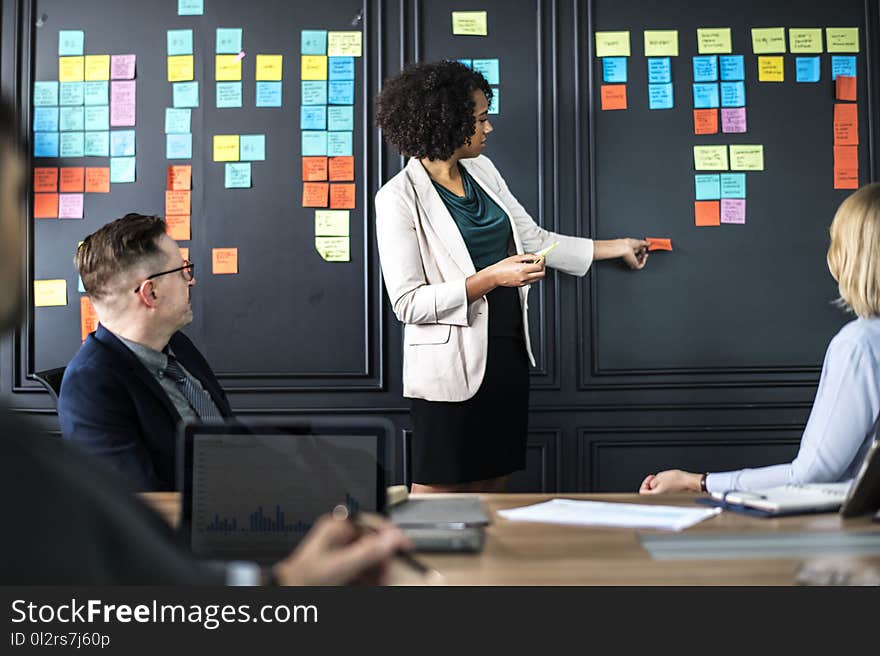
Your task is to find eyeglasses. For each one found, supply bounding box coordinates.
[133,260,194,293]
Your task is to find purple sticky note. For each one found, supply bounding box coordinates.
[111,55,136,80]
[58,193,84,219]
[110,81,136,126]
[720,198,745,224]
[721,107,747,134]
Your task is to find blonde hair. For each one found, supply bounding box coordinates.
[827,183,880,318]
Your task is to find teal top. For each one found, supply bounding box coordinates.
[431,163,511,271]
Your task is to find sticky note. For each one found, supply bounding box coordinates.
[302,157,328,181]
[302,131,327,156]
[648,83,673,109]
[168,55,194,82]
[84,105,109,131]
[34,192,59,218]
[167,30,193,56]
[213,135,239,162]
[602,57,627,83]
[719,55,744,81]
[302,55,328,80]
[110,81,136,126]
[60,82,84,106]
[694,201,720,226]
[729,144,764,171]
[302,80,327,105]
[315,210,349,236]
[328,81,354,105]
[212,248,238,274]
[60,132,84,157]
[721,107,747,133]
[595,31,630,57]
[165,108,191,134]
[59,167,84,192]
[796,57,821,83]
[215,55,241,81]
[789,28,823,53]
[224,162,251,188]
[255,81,282,107]
[33,107,59,132]
[647,58,671,83]
[109,156,136,183]
[173,81,199,108]
[832,56,856,80]
[834,103,858,146]
[488,88,500,114]
[301,106,326,130]
[34,280,67,307]
[458,59,472,68]
[178,0,204,15]
[751,27,786,54]
[600,84,626,110]
[216,28,243,54]
[165,190,191,216]
[472,59,499,85]
[84,55,110,82]
[83,131,109,157]
[60,106,84,131]
[34,132,59,158]
[59,56,84,82]
[34,81,59,106]
[720,173,746,198]
[327,105,353,131]
[315,237,350,262]
[85,167,110,192]
[692,83,719,108]
[303,182,329,207]
[758,56,784,82]
[58,193,84,219]
[643,30,678,57]
[256,54,283,81]
[720,81,745,107]
[327,32,362,57]
[165,214,190,241]
[81,296,98,340]
[330,183,355,209]
[693,56,718,82]
[452,11,488,36]
[693,145,728,170]
[34,167,58,192]
[237,134,265,162]
[167,165,191,191]
[327,131,352,157]
[166,133,192,159]
[826,28,859,53]
[59,31,84,56]
[329,156,354,181]
[694,174,721,200]
[720,198,746,224]
[696,28,731,54]
[836,75,857,101]
[646,237,672,251]
[83,81,108,105]
[111,54,136,80]
[834,145,859,189]
[215,82,242,108]
[302,30,328,55]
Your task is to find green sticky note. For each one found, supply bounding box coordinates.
[59,31,84,56]
[452,11,488,36]
[239,134,266,161]
[216,28,243,54]
[595,31,631,57]
[84,105,109,131]
[110,156,135,183]
[697,28,732,54]
[168,29,194,56]
[729,145,764,171]
[165,108,191,134]
[327,105,354,131]
[173,81,199,108]
[751,27,786,54]
[216,82,242,108]
[693,145,728,170]
[60,82,84,106]
[826,27,859,53]
[178,0,204,15]
[84,131,109,156]
[60,131,85,158]
[224,162,251,188]
[34,81,59,106]
[60,106,84,131]
[83,81,108,105]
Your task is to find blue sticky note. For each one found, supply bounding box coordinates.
[720,173,746,198]
[719,55,745,81]
[720,81,745,108]
[647,58,671,84]
[301,106,326,130]
[166,133,192,159]
[602,57,627,83]
[457,59,472,68]
[110,156,135,183]
[58,31,84,56]
[59,106,84,131]
[302,30,327,55]
[83,106,109,131]
[178,0,203,15]
[648,83,673,110]
[328,80,354,105]
[224,162,251,188]
[110,130,135,157]
[167,29,193,56]
[831,56,856,80]
[693,56,718,82]
[256,81,282,107]
[693,83,719,109]
[796,57,821,83]
[84,131,109,157]
[34,81,59,106]
[33,107,59,132]
[488,87,500,114]
[239,134,266,161]
[473,58,500,85]
[328,57,355,81]
[34,132,59,158]
[327,131,352,157]
[302,131,327,156]
[60,82,84,106]
[83,81,109,106]
[216,82,242,108]
[60,132,84,158]
[695,174,721,200]
[216,28,242,54]
[173,82,199,108]
[302,81,327,105]
[327,105,353,131]
[165,108,191,134]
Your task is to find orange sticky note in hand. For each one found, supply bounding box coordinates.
[695,201,720,226]
[833,103,858,146]
[646,237,672,251]
[302,157,328,181]
[166,214,191,241]
[165,190,191,216]
[80,296,98,341]
[330,183,356,209]
[167,165,192,191]
[835,75,857,101]
[600,84,627,110]
[303,182,329,207]
[212,248,238,274]
[328,156,354,181]
[85,167,110,193]
[34,167,58,192]
[693,109,718,135]
[34,193,59,219]
[59,167,85,192]
[834,145,859,189]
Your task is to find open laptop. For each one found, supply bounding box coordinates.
[178,417,389,563]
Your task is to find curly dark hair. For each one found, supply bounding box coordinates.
[376,60,493,161]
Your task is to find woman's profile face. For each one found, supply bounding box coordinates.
[454,89,493,160]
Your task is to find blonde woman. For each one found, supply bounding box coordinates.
[640,183,880,495]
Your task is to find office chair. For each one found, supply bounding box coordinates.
[31,366,66,406]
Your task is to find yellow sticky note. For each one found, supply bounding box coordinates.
[215,55,242,81]
[84,55,110,81]
[34,280,67,307]
[730,145,764,171]
[315,237,350,262]
[315,210,350,237]
[213,135,240,162]
[789,28,823,53]
[696,28,732,54]
[327,31,363,57]
[595,31,631,57]
[451,11,488,36]
[255,54,282,81]
[302,55,328,80]
[168,55,194,82]
[59,56,84,82]
[758,56,784,82]
[751,27,786,54]
[693,145,729,171]
[826,27,859,53]
[643,30,678,56]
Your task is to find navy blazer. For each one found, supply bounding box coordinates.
[58,325,233,492]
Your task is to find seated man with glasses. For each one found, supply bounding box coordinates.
[58,213,232,491]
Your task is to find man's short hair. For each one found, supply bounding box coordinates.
[75,213,167,300]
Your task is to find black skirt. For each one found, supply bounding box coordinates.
[410,285,529,485]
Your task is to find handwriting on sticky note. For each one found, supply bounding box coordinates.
[315,237,350,262]
[167,165,192,191]
[59,167,85,193]
[301,55,328,80]
[59,56,84,82]
[165,190,191,216]
[789,28,823,53]
[330,183,356,209]
[302,157,328,181]
[834,103,858,145]
[34,193,58,219]
[720,173,746,198]
[213,134,240,162]
[85,55,110,81]
[452,11,488,37]
[110,54,136,80]
[166,214,191,241]
[729,145,764,171]
[303,182,329,207]
[256,54,283,81]
[58,194,83,219]
[34,280,67,307]
[720,198,746,224]
[215,55,242,81]
[834,145,859,189]
[646,237,672,251]
[110,81,136,126]
[836,75,856,101]
[694,201,720,226]
[80,296,98,341]
[721,107,747,134]
[643,30,678,57]
[224,163,251,189]
[693,109,718,135]
[696,28,731,54]
[315,210,350,237]
[168,55,194,82]
[329,156,354,181]
[212,248,238,274]
[85,167,110,193]
[595,31,630,57]
[693,145,728,170]
[826,28,859,53]
[758,56,784,82]
[327,31,362,57]
[751,27,786,54]
[600,84,627,110]
[34,168,58,193]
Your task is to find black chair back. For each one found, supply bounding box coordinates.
[32,366,66,405]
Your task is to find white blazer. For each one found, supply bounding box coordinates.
[375,155,593,401]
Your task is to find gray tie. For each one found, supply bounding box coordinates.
[164,355,223,421]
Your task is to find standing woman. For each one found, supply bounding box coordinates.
[375,61,648,493]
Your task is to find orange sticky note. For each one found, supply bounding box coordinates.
[646,237,672,251]
[80,296,98,341]
[179,247,190,261]
[834,103,858,146]
[34,193,59,219]
[695,201,720,226]
[212,248,238,274]
[165,190,191,216]
[303,182,329,207]
[600,84,627,110]
[328,156,354,181]
[835,75,857,101]
[330,183,356,209]
[167,165,192,191]
[166,215,191,241]
[302,157,328,181]
[84,167,110,193]
[34,167,58,192]
[693,109,718,135]
[59,167,85,193]
[834,145,859,189]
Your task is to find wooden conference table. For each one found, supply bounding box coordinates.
[141,492,880,585]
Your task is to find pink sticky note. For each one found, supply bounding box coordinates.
[110,81,136,126]
[110,54,136,80]
[58,193,84,219]
[720,198,745,224]
[721,107,747,134]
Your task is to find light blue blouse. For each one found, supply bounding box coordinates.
[707,317,880,494]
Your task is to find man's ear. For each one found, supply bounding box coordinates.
[135,280,159,308]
